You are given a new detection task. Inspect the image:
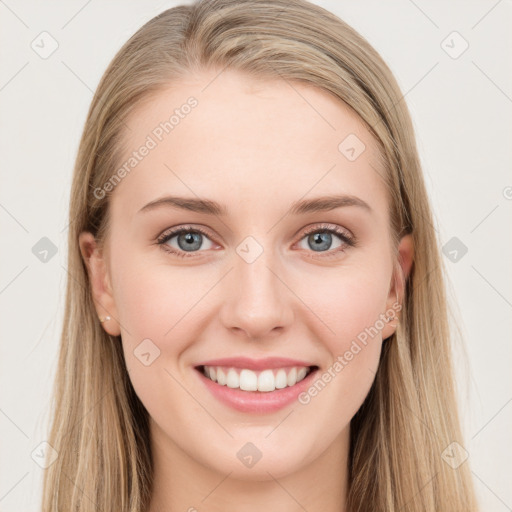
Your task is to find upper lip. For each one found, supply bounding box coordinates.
[195,357,317,371]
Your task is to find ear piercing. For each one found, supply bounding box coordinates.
[385,291,402,323]
[99,315,111,323]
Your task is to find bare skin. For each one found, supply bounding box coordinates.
[79,68,413,512]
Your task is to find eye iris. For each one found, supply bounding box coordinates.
[308,232,331,251]
[178,232,202,251]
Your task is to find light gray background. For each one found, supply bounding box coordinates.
[1,0,511,510]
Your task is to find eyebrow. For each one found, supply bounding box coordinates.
[138,194,372,216]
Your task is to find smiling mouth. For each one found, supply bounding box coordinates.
[195,365,319,393]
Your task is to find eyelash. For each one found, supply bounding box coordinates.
[156,223,356,259]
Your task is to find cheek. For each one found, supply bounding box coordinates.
[111,249,214,361]
[112,259,172,343]
[110,255,205,414]
[294,264,390,350]
[294,267,389,412]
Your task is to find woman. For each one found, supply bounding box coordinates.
[42,0,479,510]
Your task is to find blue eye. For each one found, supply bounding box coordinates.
[156,223,356,259]
[157,226,214,258]
[297,224,355,257]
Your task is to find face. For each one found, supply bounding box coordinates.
[80,68,413,480]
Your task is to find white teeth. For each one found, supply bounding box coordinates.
[201,365,312,392]
[240,369,258,391]
[258,369,275,392]
[216,368,227,385]
[274,369,288,389]
[297,367,307,381]
[287,367,297,387]
[226,368,239,388]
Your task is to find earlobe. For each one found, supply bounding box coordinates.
[78,232,121,336]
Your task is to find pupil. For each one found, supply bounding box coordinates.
[178,232,202,251]
[309,232,331,251]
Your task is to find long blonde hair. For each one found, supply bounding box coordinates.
[42,1,479,510]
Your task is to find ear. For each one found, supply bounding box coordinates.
[382,233,414,340]
[78,231,121,336]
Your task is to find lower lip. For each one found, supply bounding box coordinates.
[195,367,318,413]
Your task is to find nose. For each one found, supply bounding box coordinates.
[219,245,294,340]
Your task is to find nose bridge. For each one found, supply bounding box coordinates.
[220,235,293,339]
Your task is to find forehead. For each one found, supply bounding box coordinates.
[111,68,388,219]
